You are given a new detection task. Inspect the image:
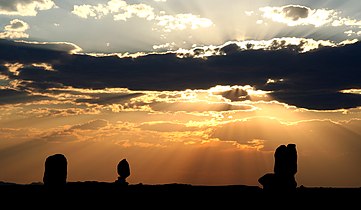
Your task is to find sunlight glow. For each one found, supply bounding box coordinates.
[32,63,55,71]
[96,37,352,59]
[14,40,83,54]
[4,63,24,76]
[1,81,361,185]
[266,78,284,84]
[340,89,361,95]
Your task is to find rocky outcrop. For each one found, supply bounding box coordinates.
[43,154,67,189]
[258,144,297,192]
[115,159,130,186]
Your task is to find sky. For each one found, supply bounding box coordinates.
[0,0,361,187]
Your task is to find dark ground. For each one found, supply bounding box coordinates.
[1,182,360,207]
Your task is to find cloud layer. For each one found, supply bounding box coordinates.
[71,0,213,32]
[1,38,360,110]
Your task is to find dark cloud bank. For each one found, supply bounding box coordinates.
[0,39,360,110]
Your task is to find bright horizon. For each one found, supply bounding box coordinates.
[1,0,361,187]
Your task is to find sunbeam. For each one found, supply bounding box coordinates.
[0,0,361,188]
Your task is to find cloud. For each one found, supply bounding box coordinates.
[213,88,249,101]
[0,39,82,56]
[123,37,348,59]
[178,37,341,56]
[155,13,213,32]
[0,19,29,39]
[19,107,101,118]
[39,119,173,144]
[72,0,213,32]
[153,42,176,50]
[70,119,109,130]
[72,4,110,19]
[41,120,110,142]
[258,4,361,29]
[282,5,309,20]
[2,62,55,78]
[75,92,143,105]
[332,17,361,27]
[260,5,336,27]
[31,63,54,71]
[4,19,29,31]
[341,89,361,95]
[20,85,266,114]
[3,62,24,76]
[0,89,50,105]
[0,0,56,16]
[1,38,361,110]
[72,0,155,21]
[113,3,155,21]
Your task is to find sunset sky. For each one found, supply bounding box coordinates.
[1,0,361,187]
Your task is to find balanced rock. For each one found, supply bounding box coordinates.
[115,159,130,185]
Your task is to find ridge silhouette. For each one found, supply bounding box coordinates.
[1,146,361,207]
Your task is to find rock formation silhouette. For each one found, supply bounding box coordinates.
[43,154,67,189]
[258,144,297,192]
[115,159,130,185]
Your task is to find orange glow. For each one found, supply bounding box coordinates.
[0,85,361,187]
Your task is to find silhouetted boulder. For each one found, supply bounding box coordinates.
[258,144,297,192]
[258,173,276,191]
[115,159,130,185]
[43,154,67,189]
